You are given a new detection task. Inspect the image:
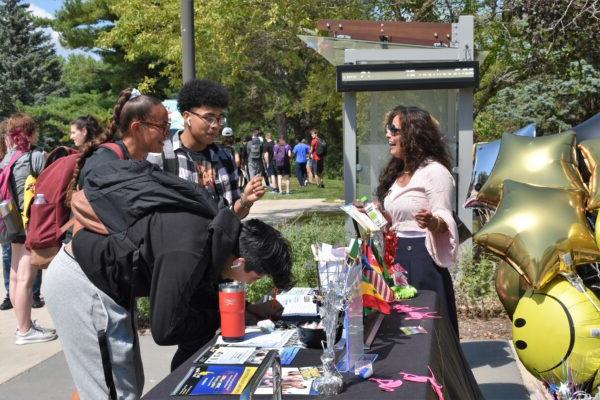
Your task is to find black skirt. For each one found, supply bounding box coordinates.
[394,236,459,335]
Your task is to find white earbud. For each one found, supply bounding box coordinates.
[187,119,192,127]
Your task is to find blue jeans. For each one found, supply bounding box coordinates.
[2,243,41,296]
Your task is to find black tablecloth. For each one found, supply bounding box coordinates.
[143,290,483,399]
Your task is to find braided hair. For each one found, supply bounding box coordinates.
[66,88,162,206]
[375,106,452,205]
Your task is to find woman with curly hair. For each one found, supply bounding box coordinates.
[1,113,56,344]
[376,105,459,334]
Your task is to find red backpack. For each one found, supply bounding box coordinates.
[25,143,125,268]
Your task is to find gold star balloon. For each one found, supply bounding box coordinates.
[474,180,600,288]
[578,138,600,211]
[495,261,529,319]
[477,132,585,208]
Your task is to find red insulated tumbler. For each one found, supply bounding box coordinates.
[218,282,246,341]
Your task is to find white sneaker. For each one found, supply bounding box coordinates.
[32,319,57,334]
[15,325,58,345]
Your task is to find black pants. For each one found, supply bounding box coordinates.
[295,162,307,186]
[394,237,459,335]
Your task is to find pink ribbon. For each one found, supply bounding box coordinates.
[400,366,444,400]
[392,303,441,320]
[368,378,403,392]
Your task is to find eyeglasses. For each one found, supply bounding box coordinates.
[141,120,170,134]
[386,123,402,136]
[188,110,226,127]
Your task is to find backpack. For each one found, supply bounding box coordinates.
[0,151,25,243]
[25,143,124,269]
[273,144,289,167]
[248,138,262,160]
[316,138,327,157]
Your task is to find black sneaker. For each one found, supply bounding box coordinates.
[0,296,12,310]
[32,295,45,309]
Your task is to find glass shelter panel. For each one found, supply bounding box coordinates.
[355,90,459,204]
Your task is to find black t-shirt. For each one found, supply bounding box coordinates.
[263,140,274,164]
[181,146,212,165]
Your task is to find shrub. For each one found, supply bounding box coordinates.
[246,212,346,302]
[453,245,506,318]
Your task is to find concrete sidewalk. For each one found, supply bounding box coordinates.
[247,198,342,223]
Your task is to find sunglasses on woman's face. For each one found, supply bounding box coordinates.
[386,123,401,136]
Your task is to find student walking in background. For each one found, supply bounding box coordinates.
[1,114,56,343]
[309,128,326,188]
[247,128,264,181]
[273,135,292,195]
[292,137,310,187]
[263,132,278,192]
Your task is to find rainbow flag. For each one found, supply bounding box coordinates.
[361,239,394,314]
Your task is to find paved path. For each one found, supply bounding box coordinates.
[247,198,342,223]
[0,198,542,399]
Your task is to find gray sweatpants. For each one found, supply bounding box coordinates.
[43,246,144,400]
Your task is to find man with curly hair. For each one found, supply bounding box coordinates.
[153,79,265,218]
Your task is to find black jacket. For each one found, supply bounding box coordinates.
[72,160,241,346]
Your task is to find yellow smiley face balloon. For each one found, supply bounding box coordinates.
[474,180,600,288]
[512,277,600,385]
[495,261,529,319]
[477,132,585,208]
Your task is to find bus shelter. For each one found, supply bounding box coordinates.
[299,16,479,227]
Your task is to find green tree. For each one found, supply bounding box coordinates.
[474,1,600,138]
[0,0,65,118]
[51,0,172,97]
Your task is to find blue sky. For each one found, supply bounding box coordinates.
[27,0,95,58]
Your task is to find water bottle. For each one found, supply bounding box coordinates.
[218,282,246,341]
[33,194,47,205]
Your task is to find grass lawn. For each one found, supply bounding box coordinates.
[262,178,344,201]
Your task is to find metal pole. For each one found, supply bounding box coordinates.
[343,91,357,236]
[180,0,196,83]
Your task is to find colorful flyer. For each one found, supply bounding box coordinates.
[195,345,299,366]
[173,365,256,396]
[254,367,321,396]
[246,347,300,366]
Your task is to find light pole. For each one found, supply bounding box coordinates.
[180,0,196,83]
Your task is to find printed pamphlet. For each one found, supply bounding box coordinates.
[173,365,256,396]
[254,367,321,396]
